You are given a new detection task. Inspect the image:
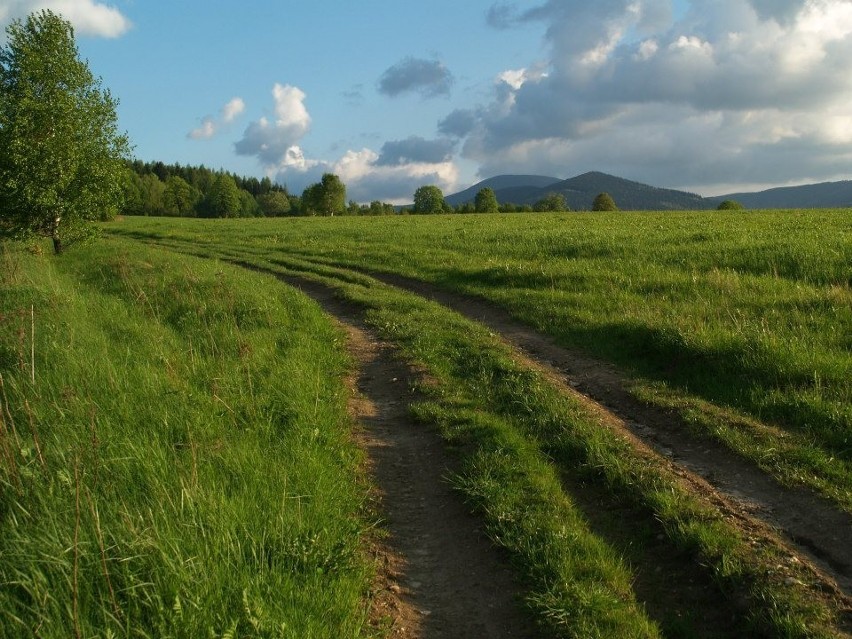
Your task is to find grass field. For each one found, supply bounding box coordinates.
[110,210,852,511]
[3,208,850,638]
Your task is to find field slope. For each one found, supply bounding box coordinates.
[4,208,851,638]
[0,240,374,637]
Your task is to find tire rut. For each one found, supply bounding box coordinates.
[278,275,536,639]
[315,265,852,597]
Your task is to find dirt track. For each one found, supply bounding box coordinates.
[237,258,852,635]
[349,268,852,597]
[280,275,536,638]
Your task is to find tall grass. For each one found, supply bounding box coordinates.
[0,239,373,637]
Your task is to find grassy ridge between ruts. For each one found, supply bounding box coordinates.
[122,228,849,638]
[106,212,852,513]
[0,240,373,638]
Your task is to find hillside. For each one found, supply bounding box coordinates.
[712,180,852,209]
[444,174,560,207]
[549,172,708,210]
[449,171,709,210]
[449,172,852,210]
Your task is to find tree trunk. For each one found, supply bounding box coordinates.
[51,215,63,254]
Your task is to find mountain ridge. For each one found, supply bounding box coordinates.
[445,172,852,210]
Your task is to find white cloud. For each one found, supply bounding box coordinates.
[0,1,131,38]
[498,65,548,90]
[273,146,459,204]
[234,84,311,165]
[270,84,310,133]
[222,97,245,124]
[234,83,458,202]
[188,118,216,141]
[457,0,852,191]
[188,96,246,140]
[329,148,459,204]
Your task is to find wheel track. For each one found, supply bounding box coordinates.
[294,261,852,598]
[231,259,786,637]
[275,274,536,639]
[264,256,852,597]
[120,237,852,630]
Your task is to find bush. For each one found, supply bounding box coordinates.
[592,192,619,211]
[717,200,745,211]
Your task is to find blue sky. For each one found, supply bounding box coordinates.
[4,1,852,202]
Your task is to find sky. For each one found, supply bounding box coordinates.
[3,0,852,202]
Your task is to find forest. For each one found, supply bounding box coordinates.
[121,160,398,218]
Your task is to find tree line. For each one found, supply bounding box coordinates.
[122,162,397,218]
[122,164,631,219]
[410,185,620,213]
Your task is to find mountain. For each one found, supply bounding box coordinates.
[710,180,852,209]
[447,171,709,211]
[447,172,852,211]
[547,172,708,211]
[444,175,560,207]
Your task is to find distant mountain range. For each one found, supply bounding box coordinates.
[445,171,852,210]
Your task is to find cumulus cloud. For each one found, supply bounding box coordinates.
[235,84,311,165]
[457,0,852,191]
[188,97,245,140]
[221,97,245,123]
[0,0,131,38]
[376,136,456,166]
[329,148,458,204]
[378,57,454,98]
[748,0,805,25]
[438,109,478,138]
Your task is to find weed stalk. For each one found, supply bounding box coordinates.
[73,455,82,639]
[23,399,45,470]
[0,373,21,487]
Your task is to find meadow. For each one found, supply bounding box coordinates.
[111,210,852,510]
[1,208,850,638]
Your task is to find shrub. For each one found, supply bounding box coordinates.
[717,200,745,211]
[592,192,619,211]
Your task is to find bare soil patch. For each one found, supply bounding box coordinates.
[343,268,852,598]
[279,275,536,639]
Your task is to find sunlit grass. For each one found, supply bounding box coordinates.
[0,239,372,637]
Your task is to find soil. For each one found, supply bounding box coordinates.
[278,275,537,639]
[353,269,852,598]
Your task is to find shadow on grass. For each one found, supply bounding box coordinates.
[438,268,851,461]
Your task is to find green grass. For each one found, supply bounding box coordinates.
[11,210,847,637]
[0,239,374,638]
[106,211,852,511]
[277,257,848,639]
[130,237,847,637]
